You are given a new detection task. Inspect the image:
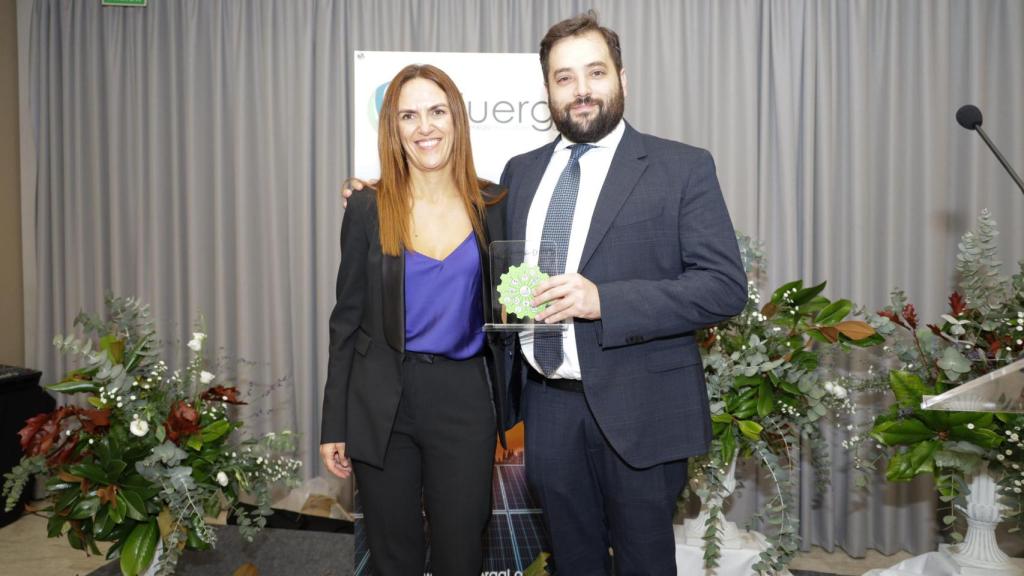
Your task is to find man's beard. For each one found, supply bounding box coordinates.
[549,86,625,144]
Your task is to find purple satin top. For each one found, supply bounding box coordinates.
[404,232,485,359]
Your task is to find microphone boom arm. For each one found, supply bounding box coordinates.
[974,125,1024,196]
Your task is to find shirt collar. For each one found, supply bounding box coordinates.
[555,119,626,154]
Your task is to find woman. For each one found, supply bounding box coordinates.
[319,64,508,575]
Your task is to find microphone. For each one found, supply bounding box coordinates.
[955,104,1024,196]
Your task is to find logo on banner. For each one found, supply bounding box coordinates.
[367,82,389,132]
[365,81,551,134]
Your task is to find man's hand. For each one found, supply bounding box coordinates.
[320,442,353,479]
[340,178,376,209]
[532,273,601,323]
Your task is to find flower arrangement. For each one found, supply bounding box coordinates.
[868,210,1024,537]
[2,296,301,576]
[691,234,882,573]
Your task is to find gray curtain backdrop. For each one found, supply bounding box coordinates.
[17,0,1024,558]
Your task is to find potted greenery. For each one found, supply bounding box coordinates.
[868,210,1024,571]
[2,296,301,576]
[688,235,883,573]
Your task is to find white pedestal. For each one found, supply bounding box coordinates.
[862,545,1024,576]
[674,524,793,576]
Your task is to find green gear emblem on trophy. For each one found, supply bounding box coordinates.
[497,262,549,319]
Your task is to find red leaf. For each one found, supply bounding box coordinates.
[165,401,201,444]
[200,386,247,405]
[949,291,967,316]
[878,309,907,329]
[48,433,79,466]
[77,408,111,434]
[902,304,919,329]
[18,413,53,453]
[928,324,942,336]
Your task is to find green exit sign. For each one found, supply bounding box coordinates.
[102,0,147,6]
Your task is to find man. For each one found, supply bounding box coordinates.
[499,12,747,575]
[343,12,746,574]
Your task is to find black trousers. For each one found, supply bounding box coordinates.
[523,376,688,576]
[353,353,496,576]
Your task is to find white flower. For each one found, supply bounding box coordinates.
[967,423,976,430]
[129,418,150,437]
[833,386,848,400]
[200,371,215,385]
[188,332,207,352]
[216,471,229,487]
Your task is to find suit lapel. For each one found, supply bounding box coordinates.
[511,140,560,240]
[382,251,405,353]
[578,124,648,271]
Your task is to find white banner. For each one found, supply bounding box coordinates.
[353,51,557,182]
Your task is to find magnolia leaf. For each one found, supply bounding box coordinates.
[201,420,231,443]
[68,462,108,485]
[871,418,935,446]
[69,495,101,519]
[815,327,840,343]
[933,449,983,474]
[108,494,127,525]
[848,333,886,347]
[47,515,66,538]
[733,374,764,388]
[949,425,1003,449]
[885,440,939,482]
[721,426,737,465]
[46,380,100,393]
[119,520,159,576]
[816,299,853,326]
[120,490,148,522]
[771,280,804,305]
[889,371,927,409]
[93,506,115,539]
[791,281,827,306]
[798,295,832,315]
[757,380,775,418]
[835,320,876,341]
[737,419,763,441]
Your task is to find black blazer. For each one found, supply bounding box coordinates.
[320,185,513,468]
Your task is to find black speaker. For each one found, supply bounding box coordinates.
[0,365,52,528]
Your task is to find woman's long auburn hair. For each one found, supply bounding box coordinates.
[376,64,492,256]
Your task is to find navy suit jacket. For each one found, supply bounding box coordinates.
[499,122,747,469]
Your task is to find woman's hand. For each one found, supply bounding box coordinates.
[320,442,353,479]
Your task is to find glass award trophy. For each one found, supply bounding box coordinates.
[921,356,1024,413]
[483,240,570,333]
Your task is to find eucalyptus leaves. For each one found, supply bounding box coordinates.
[692,234,881,573]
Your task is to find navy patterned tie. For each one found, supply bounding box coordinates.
[535,143,593,376]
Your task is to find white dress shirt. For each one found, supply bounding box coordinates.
[520,119,626,379]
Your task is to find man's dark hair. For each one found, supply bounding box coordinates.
[539,10,623,84]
